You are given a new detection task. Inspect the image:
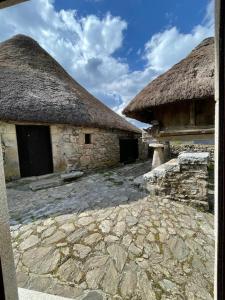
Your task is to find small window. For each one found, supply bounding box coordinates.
[85,133,91,144]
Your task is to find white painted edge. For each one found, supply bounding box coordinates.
[18,288,72,300]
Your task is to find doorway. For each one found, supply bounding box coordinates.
[16,125,53,177]
[119,138,139,164]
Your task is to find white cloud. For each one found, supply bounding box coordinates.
[144,20,214,73]
[0,0,214,128]
[113,0,214,119]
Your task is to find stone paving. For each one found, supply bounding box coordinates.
[7,161,214,299]
[7,161,151,225]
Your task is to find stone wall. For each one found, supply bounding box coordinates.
[51,125,145,172]
[0,121,148,180]
[138,134,149,160]
[136,152,210,210]
[170,143,214,163]
[0,122,20,180]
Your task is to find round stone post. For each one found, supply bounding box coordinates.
[0,137,18,300]
[150,143,165,169]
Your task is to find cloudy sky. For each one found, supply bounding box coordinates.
[0,0,214,128]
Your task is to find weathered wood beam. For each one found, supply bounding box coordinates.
[156,127,214,141]
[159,128,214,136]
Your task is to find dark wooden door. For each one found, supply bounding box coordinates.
[16,125,53,177]
[119,139,139,164]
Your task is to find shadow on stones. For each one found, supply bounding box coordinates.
[7,161,152,225]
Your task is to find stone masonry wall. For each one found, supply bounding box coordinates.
[138,134,149,160]
[0,121,148,180]
[137,152,210,210]
[0,122,20,180]
[51,125,145,172]
[170,143,214,163]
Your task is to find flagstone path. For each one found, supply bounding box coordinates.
[7,162,214,299]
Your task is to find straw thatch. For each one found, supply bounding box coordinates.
[123,37,214,121]
[0,0,27,9]
[0,35,140,133]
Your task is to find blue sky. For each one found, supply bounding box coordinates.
[55,0,210,71]
[0,0,214,127]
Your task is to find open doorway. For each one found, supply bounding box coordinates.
[16,125,53,177]
[119,138,139,163]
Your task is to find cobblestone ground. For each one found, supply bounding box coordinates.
[7,162,151,225]
[7,162,214,300]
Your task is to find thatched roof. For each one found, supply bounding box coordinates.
[123,37,214,121]
[0,34,140,134]
[0,0,28,9]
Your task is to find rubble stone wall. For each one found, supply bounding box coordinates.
[138,152,210,210]
[0,121,148,180]
[170,143,214,163]
[51,125,147,172]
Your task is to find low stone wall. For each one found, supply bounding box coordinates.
[135,152,210,210]
[170,143,214,163]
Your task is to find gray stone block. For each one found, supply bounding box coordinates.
[30,179,63,191]
[134,152,210,210]
[61,171,84,181]
[178,152,209,165]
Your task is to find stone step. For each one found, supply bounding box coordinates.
[29,178,63,191]
[7,172,61,189]
[60,171,84,182]
[29,171,84,190]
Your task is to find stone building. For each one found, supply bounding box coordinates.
[124,38,215,209]
[0,35,145,180]
[123,37,215,142]
[123,37,215,169]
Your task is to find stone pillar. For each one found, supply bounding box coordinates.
[164,141,171,162]
[150,143,165,169]
[0,138,18,300]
